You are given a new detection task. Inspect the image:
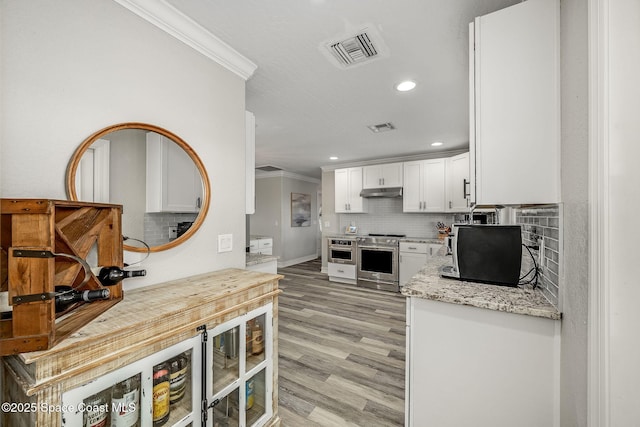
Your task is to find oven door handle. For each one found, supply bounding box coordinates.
[358,245,397,250]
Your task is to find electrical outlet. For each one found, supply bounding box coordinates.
[218,234,233,253]
[169,226,177,240]
[538,239,545,272]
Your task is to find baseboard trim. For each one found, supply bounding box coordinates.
[278,254,318,268]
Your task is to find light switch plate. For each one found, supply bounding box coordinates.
[218,234,233,253]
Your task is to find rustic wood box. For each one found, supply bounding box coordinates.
[0,199,123,355]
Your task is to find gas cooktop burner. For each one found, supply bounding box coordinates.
[368,233,406,238]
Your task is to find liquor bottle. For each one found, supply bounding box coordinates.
[152,362,171,426]
[96,267,146,286]
[251,322,263,355]
[111,374,140,427]
[169,353,189,405]
[83,388,111,427]
[54,286,110,313]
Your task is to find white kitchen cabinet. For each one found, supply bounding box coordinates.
[206,304,274,427]
[63,336,201,427]
[249,236,273,255]
[146,132,203,213]
[246,111,256,214]
[445,152,470,212]
[399,242,442,286]
[327,262,357,284]
[403,159,446,212]
[334,167,367,213]
[362,162,403,189]
[470,0,560,205]
[406,297,560,427]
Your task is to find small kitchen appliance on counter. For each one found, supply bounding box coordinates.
[440,224,522,286]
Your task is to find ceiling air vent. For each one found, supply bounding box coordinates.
[367,122,395,133]
[322,25,388,69]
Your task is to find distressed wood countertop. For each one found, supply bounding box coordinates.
[401,248,561,320]
[5,268,282,395]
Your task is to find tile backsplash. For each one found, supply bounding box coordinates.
[515,205,562,307]
[144,212,198,247]
[338,198,455,238]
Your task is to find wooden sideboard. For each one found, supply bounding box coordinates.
[1,268,282,427]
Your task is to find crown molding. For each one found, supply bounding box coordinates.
[113,0,257,80]
[255,170,321,184]
[319,149,469,172]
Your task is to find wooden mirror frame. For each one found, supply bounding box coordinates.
[66,122,210,252]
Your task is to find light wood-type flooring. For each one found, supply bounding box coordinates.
[277,259,406,427]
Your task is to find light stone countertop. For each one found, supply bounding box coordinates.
[401,247,561,320]
[245,253,278,266]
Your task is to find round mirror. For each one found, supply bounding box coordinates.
[66,123,210,252]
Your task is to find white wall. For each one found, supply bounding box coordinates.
[0,0,248,289]
[605,0,640,423]
[252,172,320,266]
[559,0,589,425]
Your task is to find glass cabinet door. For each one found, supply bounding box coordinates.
[62,335,200,427]
[207,304,273,427]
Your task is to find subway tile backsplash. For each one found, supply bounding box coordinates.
[144,212,198,247]
[338,198,455,238]
[515,204,562,307]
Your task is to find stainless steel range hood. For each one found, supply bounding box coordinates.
[359,187,403,198]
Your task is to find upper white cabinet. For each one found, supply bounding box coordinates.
[470,0,560,205]
[246,111,256,214]
[403,159,446,212]
[362,162,403,189]
[335,167,367,213]
[146,132,203,213]
[446,152,471,212]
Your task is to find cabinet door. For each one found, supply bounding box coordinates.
[362,163,403,188]
[403,161,423,212]
[62,335,201,427]
[473,0,560,205]
[446,152,470,212]
[422,159,446,212]
[334,168,350,213]
[399,252,428,287]
[207,304,273,427]
[347,167,365,212]
[146,133,203,213]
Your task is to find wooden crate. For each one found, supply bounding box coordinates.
[0,199,123,355]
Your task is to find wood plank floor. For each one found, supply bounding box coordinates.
[277,259,406,427]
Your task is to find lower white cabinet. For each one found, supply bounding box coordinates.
[406,297,560,427]
[249,237,273,255]
[399,242,442,286]
[327,262,357,284]
[61,305,275,427]
[63,336,201,427]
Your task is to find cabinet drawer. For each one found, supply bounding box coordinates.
[328,263,356,279]
[258,239,272,249]
[400,242,429,254]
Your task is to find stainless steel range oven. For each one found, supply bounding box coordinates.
[356,234,403,292]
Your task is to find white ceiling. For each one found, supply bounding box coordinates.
[166,0,520,179]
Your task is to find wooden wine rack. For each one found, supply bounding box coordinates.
[0,199,123,355]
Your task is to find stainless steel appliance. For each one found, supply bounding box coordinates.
[356,234,404,292]
[328,237,357,265]
[440,224,522,286]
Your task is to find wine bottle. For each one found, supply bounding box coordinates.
[96,267,146,286]
[111,374,141,427]
[54,286,110,313]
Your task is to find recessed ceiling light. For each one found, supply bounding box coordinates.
[329,156,338,160]
[431,141,444,146]
[396,80,416,92]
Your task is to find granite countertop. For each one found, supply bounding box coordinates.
[246,252,278,266]
[401,247,561,320]
[400,236,444,244]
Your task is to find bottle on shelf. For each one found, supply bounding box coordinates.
[111,374,141,427]
[152,362,171,426]
[82,387,111,427]
[251,322,264,356]
[95,266,146,286]
[169,353,189,405]
[54,286,110,313]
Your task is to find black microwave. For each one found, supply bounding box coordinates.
[442,224,522,287]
